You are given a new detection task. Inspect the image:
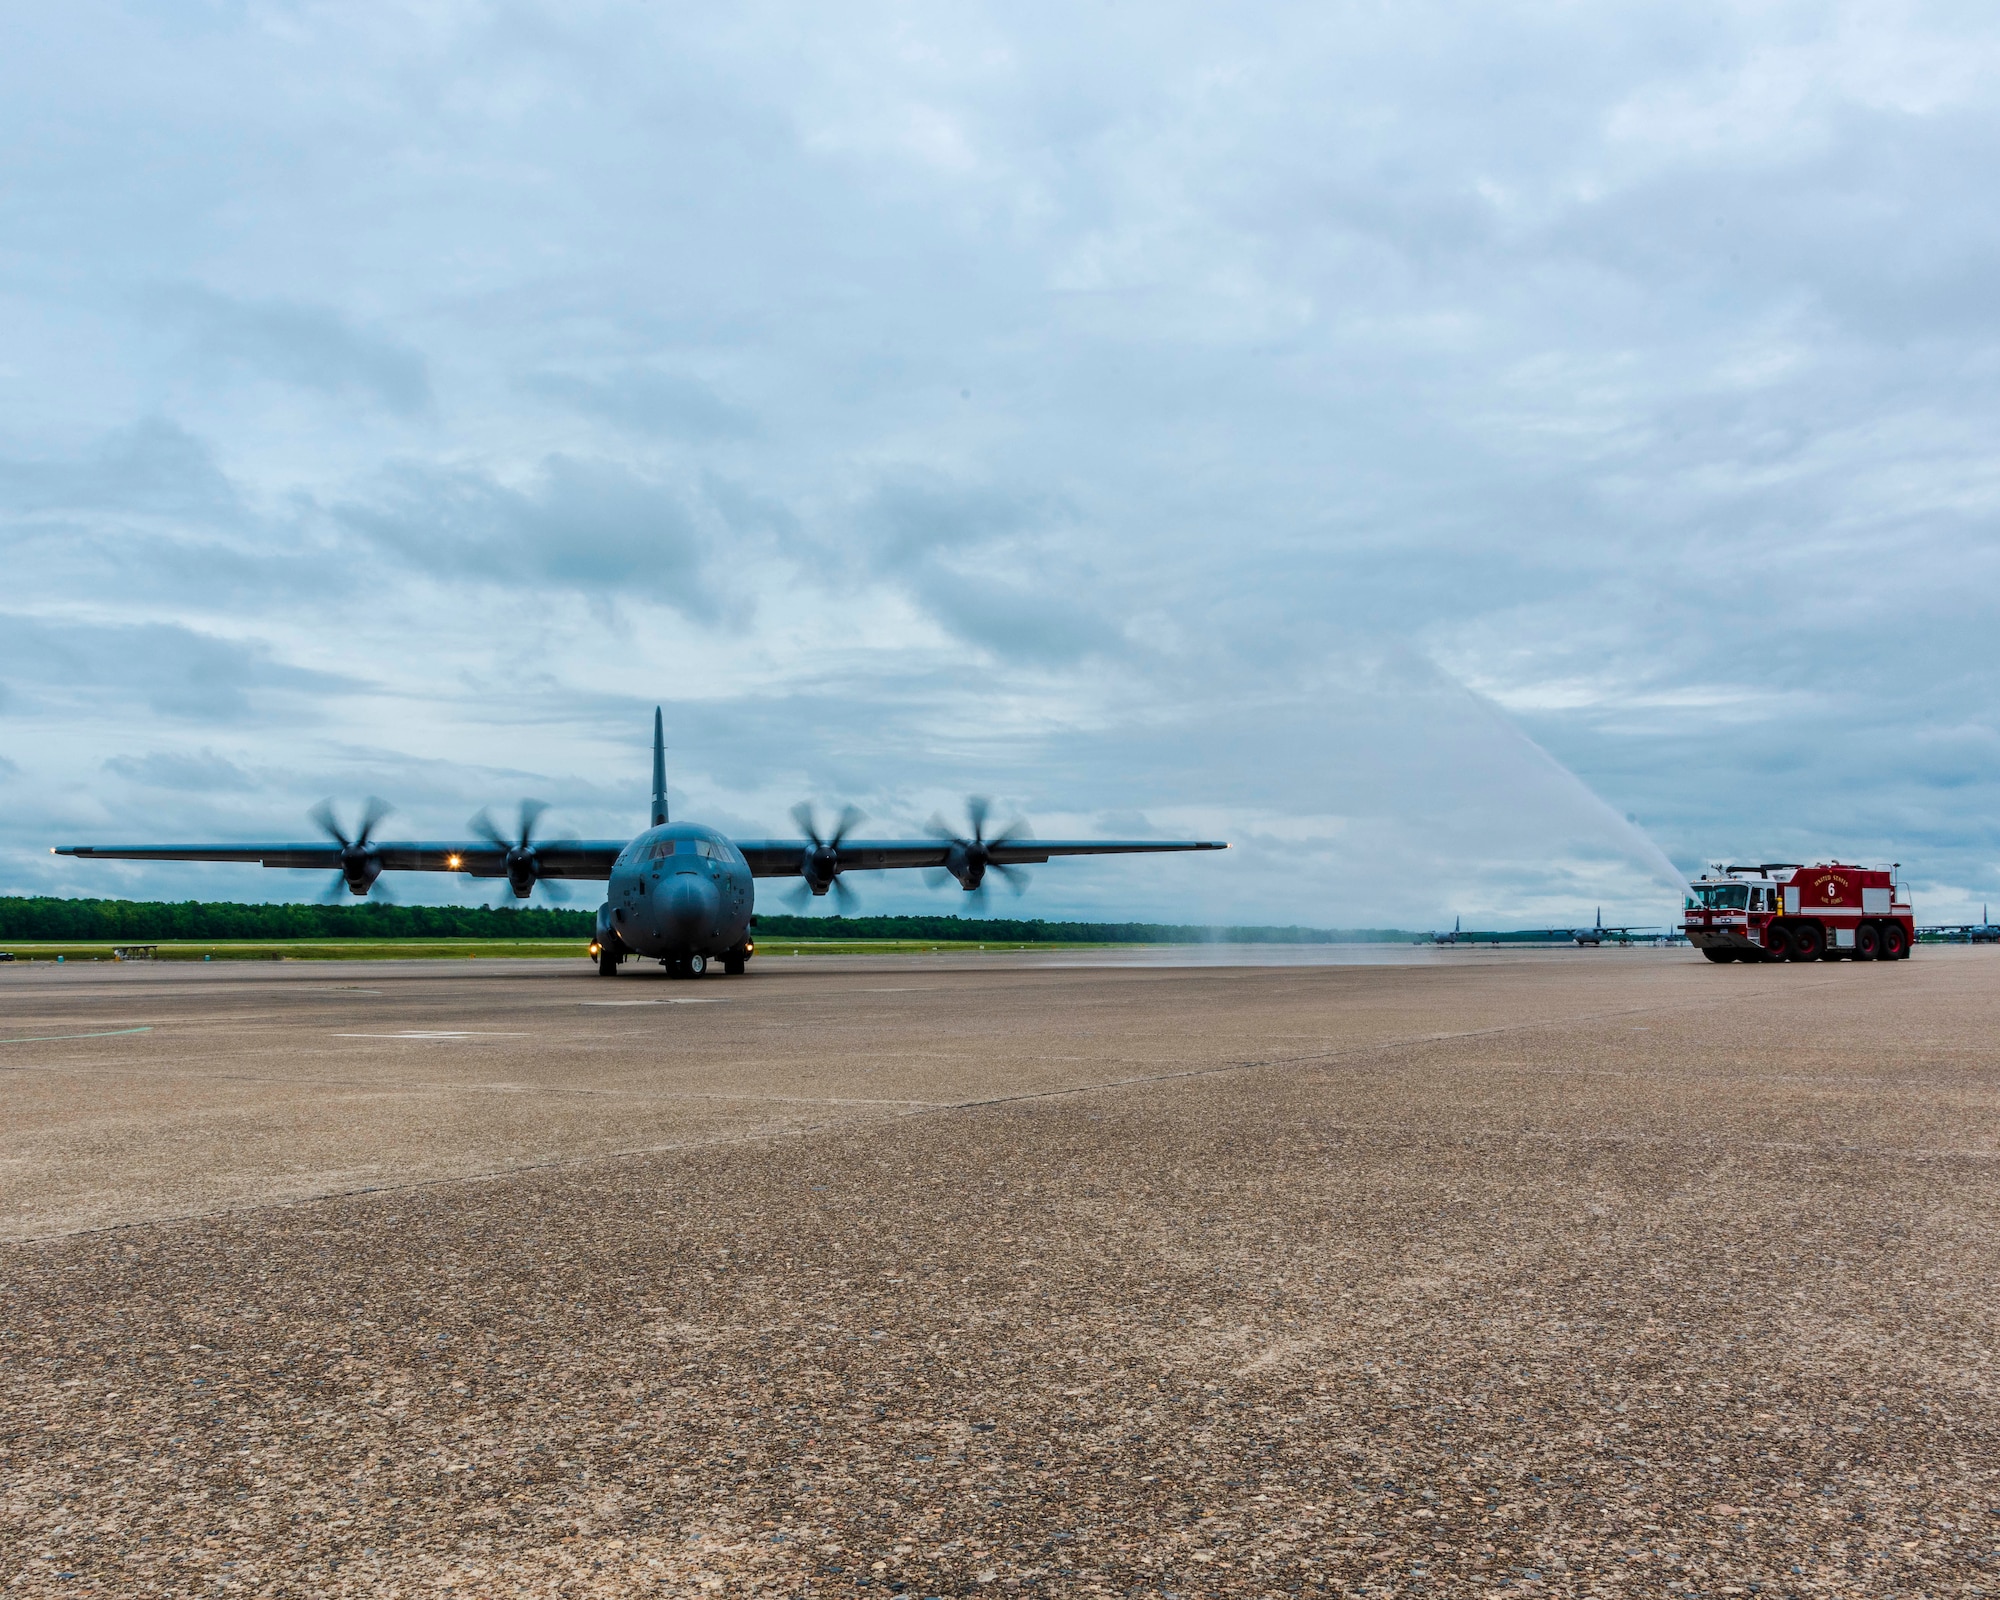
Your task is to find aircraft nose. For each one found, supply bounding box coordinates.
[655,871,720,945]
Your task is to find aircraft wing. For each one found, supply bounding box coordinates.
[53,841,631,880]
[730,837,1228,878]
[55,835,1225,884]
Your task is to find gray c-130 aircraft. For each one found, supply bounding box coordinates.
[57,709,1227,977]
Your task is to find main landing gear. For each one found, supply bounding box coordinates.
[597,944,751,979]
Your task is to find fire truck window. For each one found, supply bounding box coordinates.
[1695,884,1749,910]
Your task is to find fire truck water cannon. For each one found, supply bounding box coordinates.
[1683,862,1914,964]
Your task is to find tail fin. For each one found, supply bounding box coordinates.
[651,707,669,827]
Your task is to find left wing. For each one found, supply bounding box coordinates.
[731,837,1227,878]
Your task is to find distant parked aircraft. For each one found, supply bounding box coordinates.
[1430,909,1658,947]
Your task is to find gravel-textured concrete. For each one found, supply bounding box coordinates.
[3,950,1997,1595]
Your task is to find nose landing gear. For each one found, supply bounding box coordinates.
[665,953,708,978]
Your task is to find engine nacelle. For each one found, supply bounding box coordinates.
[506,851,539,898]
[800,843,841,895]
[944,841,985,890]
[342,852,383,896]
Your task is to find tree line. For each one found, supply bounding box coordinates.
[0,896,1415,944]
[0,897,593,941]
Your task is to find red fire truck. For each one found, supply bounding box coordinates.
[1684,862,1913,963]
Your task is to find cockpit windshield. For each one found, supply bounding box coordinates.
[1686,883,1751,910]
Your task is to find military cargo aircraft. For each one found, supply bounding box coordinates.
[56,709,1227,978]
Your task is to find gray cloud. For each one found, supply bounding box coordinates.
[151,287,433,415]
[525,369,755,439]
[850,476,1117,664]
[337,456,741,624]
[104,749,259,792]
[0,616,353,723]
[0,419,238,519]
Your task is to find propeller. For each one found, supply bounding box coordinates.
[311,796,395,901]
[924,796,1032,907]
[785,801,863,913]
[469,799,573,905]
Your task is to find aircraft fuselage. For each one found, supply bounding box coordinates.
[600,823,755,962]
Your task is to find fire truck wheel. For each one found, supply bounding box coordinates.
[1702,947,1737,963]
[1787,922,1823,962]
[1764,925,1793,961]
[1853,923,1880,961]
[1879,921,1909,960]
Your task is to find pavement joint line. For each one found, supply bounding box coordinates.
[2,985,1886,1245]
[0,1026,154,1046]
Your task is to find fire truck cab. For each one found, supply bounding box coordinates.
[1684,862,1914,964]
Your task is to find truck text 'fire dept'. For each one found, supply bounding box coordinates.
[1683,862,1914,964]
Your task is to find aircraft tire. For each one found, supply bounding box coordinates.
[597,950,619,977]
[1702,947,1736,963]
[687,953,707,978]
[723,958,746,976]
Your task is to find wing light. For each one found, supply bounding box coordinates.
[447,853,463,869]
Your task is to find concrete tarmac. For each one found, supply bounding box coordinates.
[3,949,1997,1594]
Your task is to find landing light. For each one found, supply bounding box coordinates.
[446,853,462,869]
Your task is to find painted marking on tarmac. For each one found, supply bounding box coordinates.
[578,999,727,1006]
[0,1026,154,1045]
[331,1031,528,1040]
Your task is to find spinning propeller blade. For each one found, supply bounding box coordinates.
[789,800,865,910]
[927,796,1033,900]
[311,797,396,898]
[469,799,572,906]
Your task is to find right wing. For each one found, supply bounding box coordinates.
[54,841,632,881]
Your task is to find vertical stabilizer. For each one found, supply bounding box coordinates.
[651,707,669,827]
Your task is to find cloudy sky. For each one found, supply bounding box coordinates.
[4,0,1998,928]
